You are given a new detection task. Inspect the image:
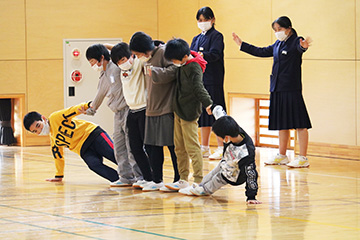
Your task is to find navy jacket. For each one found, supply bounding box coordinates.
[240,31,307,92]
[190,27,225,86]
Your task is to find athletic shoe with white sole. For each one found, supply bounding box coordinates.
[190,186,210,196]
[201,146,211,158]
[132,180,150,189]
[110,180,132,187]
[159,185,178,192]
[142,182,164,192]
[287,156,310,168]
[179,183,199,196]
[209,147,223,160]
[165,180,189,191]
[264,153,289,165]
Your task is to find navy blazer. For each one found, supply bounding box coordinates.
[190,27,225,86]
[240,32,307,92]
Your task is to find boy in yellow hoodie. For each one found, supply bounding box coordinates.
[23,102,119,184]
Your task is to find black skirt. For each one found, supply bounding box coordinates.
[269,91,312,130]
[198,85,227,127]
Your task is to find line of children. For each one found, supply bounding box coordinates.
[23,34,261,204]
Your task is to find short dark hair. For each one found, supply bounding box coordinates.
[212,116,242,139]
[129,32,155,53]
[153,40,165,47]
[85,44,110,62]
[272,16,292,30]
[111,42,131,65]
[23,111,42,131]
[164,38,191,61]
[196,6,215,20]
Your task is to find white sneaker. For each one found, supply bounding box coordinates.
[159,185,177,192]
[179,183,199,196]
[201,146,210,158]
[110,180,132,187]
[209,147,223,160]
[165,180,189,191]
[264,153,289,165]
[132,180,149,189]
[190,186,210,196]
[287,156,309,168]
[142,182,164,192]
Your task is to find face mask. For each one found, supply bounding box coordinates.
[39,120,50,136]
[275,31,287,41]
[118,59,133,71]
[197,21,212,32]
[92,61,103,72]
[139,55,151,63]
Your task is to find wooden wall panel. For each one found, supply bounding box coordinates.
[26,60,64,116]
[0,0,26,60]
[158,0,199,44]
[0,61,27,94]
[302,60,356,145]
[273,0,356,60]
[26,0,158,60]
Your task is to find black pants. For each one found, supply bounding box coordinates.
[127,109,153,181]
[82,132,119,182]
[146,145,180,183]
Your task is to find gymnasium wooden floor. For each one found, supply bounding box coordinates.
[0,146,359,240]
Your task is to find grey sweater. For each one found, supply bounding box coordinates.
[91,61,128,112]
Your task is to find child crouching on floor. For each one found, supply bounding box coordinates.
[184,107,262,204]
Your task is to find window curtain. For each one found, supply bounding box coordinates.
[0,99,16,145]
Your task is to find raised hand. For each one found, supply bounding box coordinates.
[232,32,242,46]
[300,37,313,49]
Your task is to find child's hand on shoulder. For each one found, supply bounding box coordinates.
[247,199,262,205]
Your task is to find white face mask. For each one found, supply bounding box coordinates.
[39,120,50,136]
[139,55,151,63]
[92,61,103,72]
[118,59,133,71]
[197,21,212,32]
[275,31,287,41]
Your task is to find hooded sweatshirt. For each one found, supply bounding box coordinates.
[173,51,213,121]
[185,50,207,73]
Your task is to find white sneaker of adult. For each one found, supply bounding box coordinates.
[286,156,310,168]
[264,153,289,165]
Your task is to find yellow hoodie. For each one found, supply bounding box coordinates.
[48,102,98,178]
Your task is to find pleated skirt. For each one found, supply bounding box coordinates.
[269,91,312,130]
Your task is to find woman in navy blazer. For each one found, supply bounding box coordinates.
[233,16,312,168]
[190,6,226,160]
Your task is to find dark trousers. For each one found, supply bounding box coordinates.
[146,145,180,183]
[82,132,119,182]
[127,109,153,181]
